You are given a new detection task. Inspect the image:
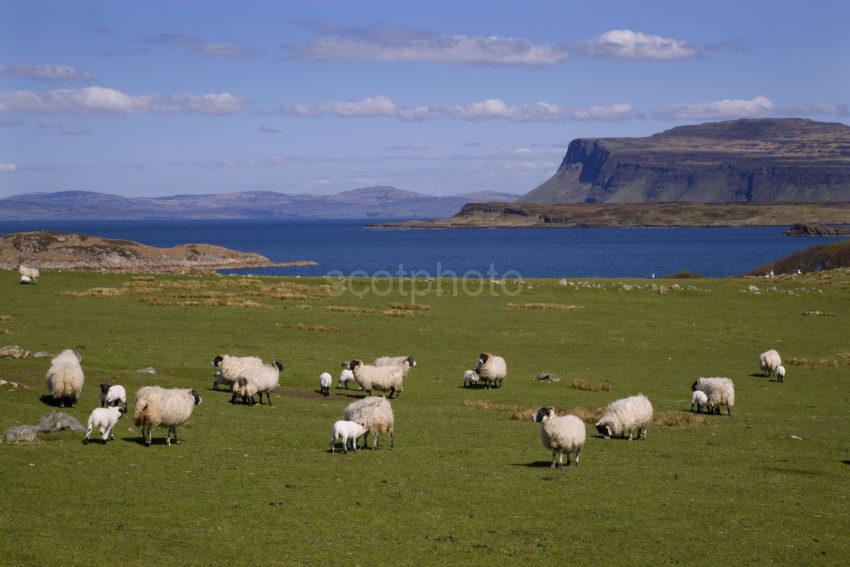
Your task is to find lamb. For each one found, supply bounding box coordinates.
[596,394,653,441]
[211,354,264,391]
[463,369,479,388]
[134,386,202,446]
[329,420,366,453]
[17,264,39,282]
[533,407,586,468]
[349,358,413,398]
[319,372,332,396]
[45,349,84,408]
[19,275,34,285]
[691,378,735,416]
[84,406,124,444]
[776,365,785,383]
[338,363,356,389]
[474,353,507,389]
[231,361,284,405]
[99,383,128,412]
[759,349,782,377]
[691,390,709,413]
[343,396,394,449]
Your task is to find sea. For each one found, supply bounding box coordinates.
[0,219,844,279]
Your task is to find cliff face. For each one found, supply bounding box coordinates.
[520,118,850,204]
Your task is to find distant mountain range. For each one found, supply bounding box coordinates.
[0,187,521,220]
[521,118,850,204]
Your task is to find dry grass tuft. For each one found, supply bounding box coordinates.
[383,308,421,317]
[387,303,431,311]
[0,315,10,321]
[570,379,613,392]
[325,305,374,314]
[788,356,839,368]
[801,310,835,317]
[654,411,709,428]
[130,275,155,282]
[464,399,605,424]
[293,323,351,333]
[60,287,126,297]
[142,296,267,308]
[0,328,9,335]
[837,352,850,365]
[505,303,583,311]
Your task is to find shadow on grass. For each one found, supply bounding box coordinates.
[120,436,172,446]
[749,373,768,378]
[841,460,850,466]
[513,461,557,468]
[38,394,70,408]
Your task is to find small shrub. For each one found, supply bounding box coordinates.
[788,356,839,368]
[570,379,612,392]
[505,303,583,311]
[387,303,431,311]
[654,411,709,428]
[383,309,420,317]
[325,305,374,314]
[293,323,350,333]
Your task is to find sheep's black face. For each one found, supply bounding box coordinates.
[690,380,699,392]
[274,360,284,372]
[407,356,416,367]
[349,360,362,371]
[99,383,112,394]
[532,407,550,422]
[191,389,202,405]
[212,355,223,368]
[596,423,608,436]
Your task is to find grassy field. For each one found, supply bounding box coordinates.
[1,270,849,565]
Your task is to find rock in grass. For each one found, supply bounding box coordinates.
[3,425,39,443]
[137,367,157,374]
[35,412,85,434]
[33,351,53,358]
[0,345,30,359]
[534,373,561,383]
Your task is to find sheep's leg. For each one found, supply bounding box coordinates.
[372,433,379,450]
[389,432,394,449]
[559,450,565,468]
[566,451,571,467]
[172,427,179,445]
[551,450,557,468]
[165,426,172,446]
[84,425,92,444]
[266,391,273,406]
[230,392,238,404]
[628,430,634,441]
[100,426,108,443]
[574,448,581,466]
[727,405,732,416]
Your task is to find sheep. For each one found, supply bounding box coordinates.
[759,349,782,377]
[374,355,418,376]
[474,353,507,389]
[319,372,332,396]
[349,358,413,398]
[776,365,785,383]
[99,383,128,412]
[343,396,394,449]
[17,264,39,282]
[338,363,356,389]
[595,394,653,441]
[230,361,284,405]
[533,407,586,468]
[19,275,35,285]
[691,378,735,416]
[463,369,479,388]
[691,390,709,413]
[84,406,125,444]
[329,420,366,453]
[134,386,202,446]
[45,349,84,408]
[211,354,264,391]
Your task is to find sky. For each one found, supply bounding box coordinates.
[0,0,848,198]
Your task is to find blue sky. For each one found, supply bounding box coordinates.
[1,0,848,197]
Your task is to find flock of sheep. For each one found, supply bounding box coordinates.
[40,341,787,463]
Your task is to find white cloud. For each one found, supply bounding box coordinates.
[287,25,568,66]
[578,29,698,60]
[286,95,440,121]
[778,102,849,117]
[0,163,16,172]
[146,33,254,59]
[381,142,428,151]
[38,120,61,129]
[258,125,279,134]
[0,64,93,81]
[654,96,774,120]
[0,87,247,115]
[450,99,563,121]
[570,103,642,121]
[60,128,94,136]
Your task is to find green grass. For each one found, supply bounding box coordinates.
[1,270,849,565]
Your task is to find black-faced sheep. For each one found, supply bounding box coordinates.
[691,378,735,416]
[134,386,202,446]
[231,361,284,405]
[759,349,782,377]
[343,396,394,449]
[533,407,586,468]
[596,394,653,441]
[474,353,507,389]
[349,358,413,398]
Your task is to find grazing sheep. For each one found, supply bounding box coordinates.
[84,406,124,444]
[776,365,785,383]
[19,275,35,285]
[691,390,709,413]
[691,378,735,416]
[474,353,507,389]
[596,394,653,441]
[463,369,479,388]
[533,407,586,468]
[134,386,202,446]
[45,349,84,408]
[17,264,39,282]
[343,396,394,449]
[759,349,782,377]
[319,372,332,396]
[99,383,128,412]
[329,420,366,453]
[338,363,356,389]
[231,361,284,405]
[374,355,418,376]
[212,354,264,391]
[349,358,413,398]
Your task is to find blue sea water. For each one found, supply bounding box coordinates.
[0,219,844,278]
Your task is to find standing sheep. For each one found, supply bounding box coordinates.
[463,369,479,388]
[231,361,284,405]
[17,264,40,282]
[84,406,125,444]
[212,354,264,391]
[759,349,782,377]
[349,358,412,398]
[319,372,332,396]
[338,363,356,389]
[343,396,394,449]
[99,383,128,412]
[474,353,507,389]
[329,420,366,453]
[45,349,84,408]
[776,365,786,383]
[134,386,202,446]
[691,378,735,416]
[533,407,586,468]
[596,394,654,441]
[691,390,709,413]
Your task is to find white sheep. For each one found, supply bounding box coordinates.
[533,407,586,468]
[99,383,128,412]
[212,354,264,390]
[231,361,284,405]
[776,365,785,383]
[17,264,39,282]
[463,369,479,388]
[343,396,394,449]
[691,390,709,413]
[691,378,735,416]
[319,372,332,396]
[19,275,35,285]
[45,349,84,408]
[134,386,202,446]
[349,358,413,398]
[374,355,418,377]
[596,394,654,441]
[84,406,125,444]
[759,349,782,377]
[338,363,356,389]
[474,353,507,389]
[329,420,366,453]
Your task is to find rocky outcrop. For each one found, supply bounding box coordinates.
[521,118,850,204]
[784,223,850,236]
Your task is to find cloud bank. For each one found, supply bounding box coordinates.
[0,64,93,81]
